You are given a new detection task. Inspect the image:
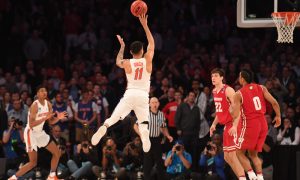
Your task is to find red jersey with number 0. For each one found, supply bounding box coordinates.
[238,83,266,120]
[213,84,232,125]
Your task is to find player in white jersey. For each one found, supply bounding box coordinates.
[9,87,67,180]
[91,14,154,152]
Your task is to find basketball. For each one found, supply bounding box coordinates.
[130,0,148,17]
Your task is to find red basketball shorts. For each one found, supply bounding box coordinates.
[223,121,242,152]
[236,116,268,152]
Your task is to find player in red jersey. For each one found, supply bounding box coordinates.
[209,68,246,180]
[230,69,281,180]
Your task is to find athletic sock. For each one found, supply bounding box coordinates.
[239,175,246,180]
[257,172,264,180]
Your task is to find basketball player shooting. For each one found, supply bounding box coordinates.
[91,13,154,153]
[9,86,68,180]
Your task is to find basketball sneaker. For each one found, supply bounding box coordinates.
[139,124,151,152]
[91,126,107,146]
[257,174,264,180]
[47,175,59,180]
[8,175,17,180]
[247,170,258,180]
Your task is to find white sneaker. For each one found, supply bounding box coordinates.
[140,128,151,152]
[257,174,264,180]
[248,171,258,180]
[91,126,107,146]
[8,175,18,180]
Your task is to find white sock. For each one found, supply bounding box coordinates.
[257,173,264,180]
[239,176,246,180]
[247,170,257,180]
[49,171,56,177]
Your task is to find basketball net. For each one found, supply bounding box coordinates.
[272,12,300,43]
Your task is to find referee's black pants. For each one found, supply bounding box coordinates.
[143,137,166,180]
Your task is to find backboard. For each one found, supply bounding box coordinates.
[237,0,300,28]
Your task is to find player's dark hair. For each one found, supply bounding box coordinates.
[130,41,144,54]
[36,85,47,93]
[211,68,225,77]
[240,69,253,83]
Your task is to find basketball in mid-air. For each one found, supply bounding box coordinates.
[130,0,148,17]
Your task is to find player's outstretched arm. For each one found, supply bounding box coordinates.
[262,86,281,127]
[47,101,68,125]
[228,92,242,136]
[116,35,125,68]
[139,14,154,61]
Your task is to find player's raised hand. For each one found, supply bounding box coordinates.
[272,116,281,128]
[116,35,125,47]
[138,13,148,27]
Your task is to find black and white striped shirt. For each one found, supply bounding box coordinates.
[148,110,166,138]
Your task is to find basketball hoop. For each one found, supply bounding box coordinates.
[272,12,300,43]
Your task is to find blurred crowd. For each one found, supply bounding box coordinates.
[0,0,299,179]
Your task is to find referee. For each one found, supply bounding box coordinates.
[134,97,173,180]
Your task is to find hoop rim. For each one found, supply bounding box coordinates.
[272,12,300,25]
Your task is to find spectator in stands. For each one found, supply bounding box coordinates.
[92,84,109,126]
[265,114,277,143]
[74,90,97,142]
[164,140,192,179]
[51,125,69,179]
[2,91,11,112]
[267,78,288,109]
[162,90,182,139]
[175,91,200,167]
[277,118,300,145]
[92,137,123,179]
[198,141,225,180]
[120,137,143,179]
[159,87,175,109]
[193,80,210,170]
[67,140,97,180]
[78,25,98,56]
[260,135,274,180]
[7,99,28,127]
[2,118,31,178]
[23,30,48,62]
[52,93,73,142]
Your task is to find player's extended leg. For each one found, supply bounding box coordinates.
[224,151,246,180]
[9,151,38,179]
[133,96,151,152]
[248,150,264,180]
[46,141,61,180]
[91,96,133,145]
[237,149,258,180]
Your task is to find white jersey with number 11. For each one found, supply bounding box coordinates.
[126,58,151,93]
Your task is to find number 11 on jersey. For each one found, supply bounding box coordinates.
[134,68,143,80]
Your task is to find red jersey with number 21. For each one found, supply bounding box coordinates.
[238,83,266,120]
[213,84,232,125]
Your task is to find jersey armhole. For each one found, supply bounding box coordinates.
[237,91,243,104]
